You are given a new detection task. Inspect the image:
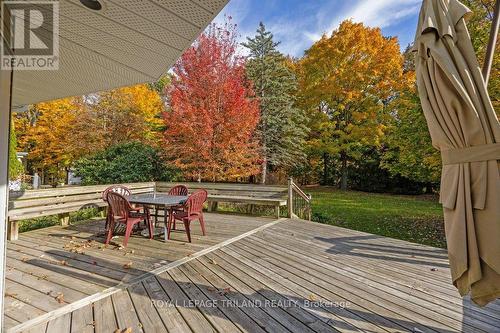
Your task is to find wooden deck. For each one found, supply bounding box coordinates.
[4,216,500,333]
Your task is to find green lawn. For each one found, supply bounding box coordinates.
[309,187,446,248]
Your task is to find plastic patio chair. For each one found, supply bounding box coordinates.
[168,189,207,242]
[102,185,141,230]
[105,192,153,247]
[166,185,189,229]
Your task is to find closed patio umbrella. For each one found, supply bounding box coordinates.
[413,0,500,306]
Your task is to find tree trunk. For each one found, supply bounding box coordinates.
[322,153,329,185]
[340,152,348,190]
[260,157,267,184]
[65,167,70,185]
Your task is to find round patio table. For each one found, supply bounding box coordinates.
[128,193,187,241]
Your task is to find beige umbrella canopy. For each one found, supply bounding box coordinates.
[413,0,500,306]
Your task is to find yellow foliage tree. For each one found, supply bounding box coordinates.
[298,20,403,189]
[16,84,164,185]
[20,98,82,185]
[73,84,164,153]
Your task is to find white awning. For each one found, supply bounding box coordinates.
[11,0,229,106]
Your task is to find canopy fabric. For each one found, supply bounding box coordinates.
[414,0,500,306]
[10,0,229,106]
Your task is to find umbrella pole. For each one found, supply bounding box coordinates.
[482,0,500,86]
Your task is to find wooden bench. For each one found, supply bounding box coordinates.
[7,182,155,240]
[156,182,288,218]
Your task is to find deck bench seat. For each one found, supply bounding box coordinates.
[7,182,155,240]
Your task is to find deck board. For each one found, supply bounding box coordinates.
[4,217,500,333]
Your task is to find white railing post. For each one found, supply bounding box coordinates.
[287,177,293,218]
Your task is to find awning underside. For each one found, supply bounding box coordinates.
[10,0,229,106]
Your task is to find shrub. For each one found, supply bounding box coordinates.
[9,120,24,180]
[74,141,179,185]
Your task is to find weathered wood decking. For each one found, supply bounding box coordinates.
[4,216,500,332]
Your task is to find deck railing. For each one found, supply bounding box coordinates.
[287,178,312,220]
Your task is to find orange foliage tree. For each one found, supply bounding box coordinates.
[298,20,403,189]
[163,21,260,181]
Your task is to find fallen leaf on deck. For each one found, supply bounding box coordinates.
[21,257,28,262]
[308,294,317,301]
[60,260,68,266]
[122,328,132,333]
[5,292,18,298]
[55,293,65,304]
[209,259,217,265]
[219,287,231,295]
[123,262,133,269]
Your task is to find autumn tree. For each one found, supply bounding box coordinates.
[73,84,164,154]
[19,98,82,185]
[163,20,260,181]
[243,23,308,183]
[298,20,403,189]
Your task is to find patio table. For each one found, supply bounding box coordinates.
[128,193,188,241]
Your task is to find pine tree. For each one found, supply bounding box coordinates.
[243,23,308,184]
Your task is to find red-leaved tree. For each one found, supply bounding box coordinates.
[163,20,260,181]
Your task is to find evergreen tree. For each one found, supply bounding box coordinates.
[243,23,308,184]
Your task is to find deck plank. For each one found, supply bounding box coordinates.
[70,304,94,333]
[46,313,70,333]
[142,276,193,333]
[93,297,117,333]
[168,267,242,333]
[128,282,166,332]
[111,290,144,333]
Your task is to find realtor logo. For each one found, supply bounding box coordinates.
[1,1,59,70]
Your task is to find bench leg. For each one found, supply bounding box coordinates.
[275,205,280,219]
[208,202,218,212]
[7,220,18,241]
[59,213,70,226]
[99,207,106,218]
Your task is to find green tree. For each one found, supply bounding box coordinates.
[9,119,24,180]
[74,142,178,185]
[381,46,441,185]
[243,23,308,183]
[462,0,499,112]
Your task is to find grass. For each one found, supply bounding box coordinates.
[309,187,446,248]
